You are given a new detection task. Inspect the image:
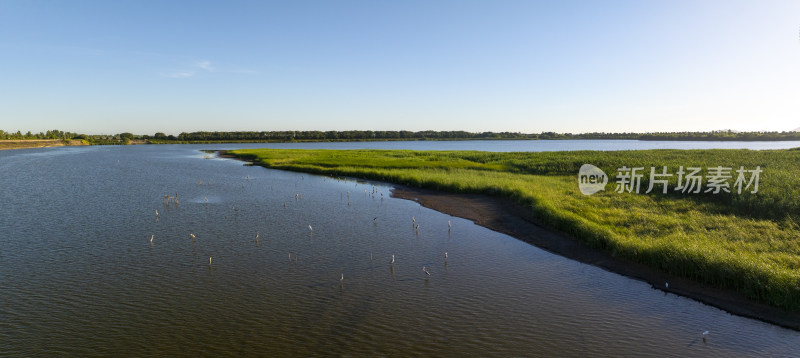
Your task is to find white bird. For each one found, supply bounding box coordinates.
[189,233,196,239]
[391,254,395,265]
[665,282,669,288]
[209,256,212,265]
[445,252,448,260]
[308,225,313,231]
[422,266,431,275]
[150,235,154,243]
[340,273,344,282]
[412,216,415,224]
[204,197,208,203]
[448,220,451,229]
[155,209,159,217]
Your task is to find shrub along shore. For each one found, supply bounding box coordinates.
[228,148,800,314]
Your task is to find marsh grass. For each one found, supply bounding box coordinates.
[231,148,800,311]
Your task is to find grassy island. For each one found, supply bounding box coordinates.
[229,148,800,312]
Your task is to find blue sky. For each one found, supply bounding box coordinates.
[1,0,798,135]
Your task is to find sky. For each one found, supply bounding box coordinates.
[1,0,799,135]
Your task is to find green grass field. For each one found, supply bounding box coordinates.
[229,148,800,311]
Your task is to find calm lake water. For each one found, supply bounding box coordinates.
[2,141,799,356]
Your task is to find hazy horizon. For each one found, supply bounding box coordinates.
[4,128,800,138]
[1,1,798,135]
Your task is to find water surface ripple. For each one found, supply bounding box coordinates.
[1,143,798,356]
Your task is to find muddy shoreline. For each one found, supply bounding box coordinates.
[221,150,800,331]
[390,185,800,331]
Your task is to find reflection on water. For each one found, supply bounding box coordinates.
[0,144,798,356]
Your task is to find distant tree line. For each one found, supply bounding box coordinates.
[637,130,800,141]
[0,129,80,140]
[3,129,800,143]
[165,130,540,141]
[151,130,800,141]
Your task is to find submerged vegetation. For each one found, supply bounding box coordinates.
[229,148,800,311]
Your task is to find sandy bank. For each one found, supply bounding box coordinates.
[0,139,87,150]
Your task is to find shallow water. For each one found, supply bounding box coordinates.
[1,143,798,356]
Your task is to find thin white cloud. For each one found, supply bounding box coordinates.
[162,60,257,78]
[162,70,196,78]
[195,60,215,71]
